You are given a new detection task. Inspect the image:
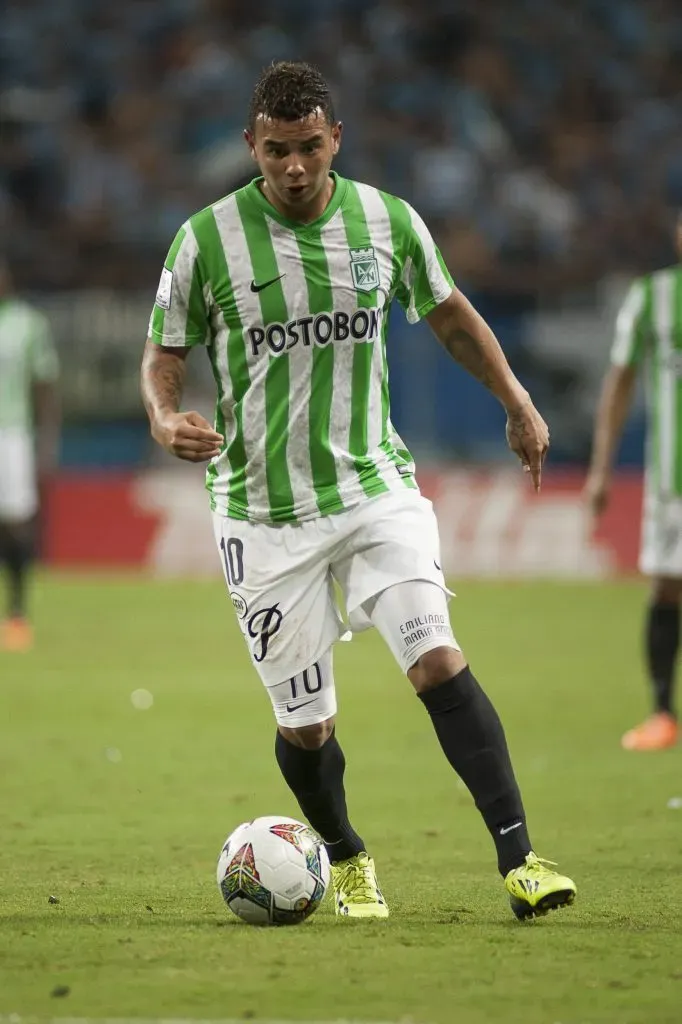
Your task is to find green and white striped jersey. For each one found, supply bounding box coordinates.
[0,298,59,432]
[610,265,682,496]
[149,173,454,522]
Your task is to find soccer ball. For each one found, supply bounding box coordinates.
[217,815,330,925]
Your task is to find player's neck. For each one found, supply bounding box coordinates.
[261,174,335,225]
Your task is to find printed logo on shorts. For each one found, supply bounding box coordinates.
[248,604,283,662]
[155,267,173,310]
[230,592,248,619]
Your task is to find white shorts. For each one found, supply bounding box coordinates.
[640,491,682,577]
[0,428,37,522]
[212,489,454,688]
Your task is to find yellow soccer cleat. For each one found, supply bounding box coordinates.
[505,852,576,920]
[330,852,389,918]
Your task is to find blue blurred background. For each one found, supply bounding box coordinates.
[4,0,679,470]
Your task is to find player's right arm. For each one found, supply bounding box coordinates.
[584,278,648,518]
[141,223,223,463]
[390,196,548,491]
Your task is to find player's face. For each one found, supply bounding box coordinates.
[245,111,342,220]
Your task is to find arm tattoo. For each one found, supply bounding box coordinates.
[440,316,497,392]
[141,344,186,422]
[506,406,531,451]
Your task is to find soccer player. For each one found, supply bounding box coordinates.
[585,213,682,751]
[0,255,60,651]
[141,61,576,919]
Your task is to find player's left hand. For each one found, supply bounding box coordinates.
[505,396,549,493]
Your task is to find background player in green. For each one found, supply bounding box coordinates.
[141,61,576,919]
[0,255,60,652]
[585,212,682,752]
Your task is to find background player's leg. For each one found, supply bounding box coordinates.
[622,575,681,750]
[270,650,365,864]
[646,576,680,716]
[2,521,34,618]
[368,580,532,877]
[0,520,35,651]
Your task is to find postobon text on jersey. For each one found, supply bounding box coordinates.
[248,307,383,357]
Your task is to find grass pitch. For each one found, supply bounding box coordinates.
[1,574,681,1024]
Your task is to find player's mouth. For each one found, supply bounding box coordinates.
[285,183,309,197]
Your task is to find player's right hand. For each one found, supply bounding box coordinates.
[583,470,611,519]
[152,411,224,463]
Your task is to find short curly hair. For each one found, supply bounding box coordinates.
[248,61,335,132]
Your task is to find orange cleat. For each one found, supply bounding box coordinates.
[621,712,679,751]
[0,617,34,653]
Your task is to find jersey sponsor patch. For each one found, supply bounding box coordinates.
[155,267,173,310]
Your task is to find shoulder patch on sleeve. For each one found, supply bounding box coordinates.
[155,267,173,310]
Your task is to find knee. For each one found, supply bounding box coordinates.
[652,577,682,604]
[408,645,467,693]
[278,716,335,750]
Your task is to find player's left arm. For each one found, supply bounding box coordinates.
[427,288,548,491]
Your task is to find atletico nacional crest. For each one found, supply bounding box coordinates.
[349,247,380,293]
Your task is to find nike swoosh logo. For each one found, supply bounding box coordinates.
[286,699,316,713]
[499,822,523,835]
[434,560,441,571]
[250,273,285,293]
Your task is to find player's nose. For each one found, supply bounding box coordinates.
[285,160,305,180]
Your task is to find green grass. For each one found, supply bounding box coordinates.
[1,574,681,1024]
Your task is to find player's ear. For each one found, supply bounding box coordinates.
[331,121,342,156]
[244,129,258,162]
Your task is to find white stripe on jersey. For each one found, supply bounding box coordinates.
[611,279,645,366]
[653,270,676,494]
[405,203,453,323]
[213,195,267,515]
[266,217,315,515]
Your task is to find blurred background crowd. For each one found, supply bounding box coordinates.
[2,0,680,463]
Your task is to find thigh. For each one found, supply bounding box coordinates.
[640,493,682,577]
[332,490,452,631]
[267,649,338,728]
[212,513,347,687]
[367,579,460,674]
[0,429,37,522]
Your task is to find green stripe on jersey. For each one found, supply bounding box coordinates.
[192,208,248,518]
[341,183,390,499]
[296,225,344,514]
[235,192,296,522]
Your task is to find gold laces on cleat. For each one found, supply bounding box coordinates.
[524,854,558,874]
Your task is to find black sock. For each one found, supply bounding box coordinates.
[275,730,365,864]
[419,666,531,876]
[646,602,679,716]
[3,530,33,619]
